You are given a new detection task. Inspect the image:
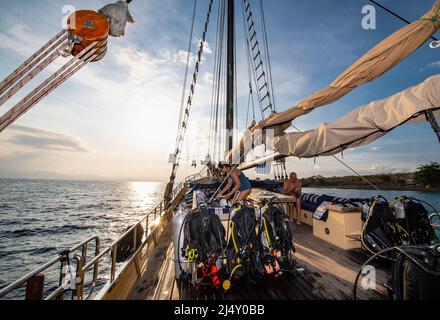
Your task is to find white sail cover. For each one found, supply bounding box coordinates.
[227,0,440,162]
[274,74,440,158]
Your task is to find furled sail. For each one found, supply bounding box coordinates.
[227,0,440,162]
[273,74,440,158]
[265,0,440,128]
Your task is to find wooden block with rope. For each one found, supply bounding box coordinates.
[67,10,110,62]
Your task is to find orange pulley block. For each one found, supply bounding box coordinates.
[67,10,109,62]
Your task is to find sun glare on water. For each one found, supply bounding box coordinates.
[129,181,162,212]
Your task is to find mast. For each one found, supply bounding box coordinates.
[226,0,235,159]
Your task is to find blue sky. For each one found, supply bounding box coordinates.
[0,0,439,181]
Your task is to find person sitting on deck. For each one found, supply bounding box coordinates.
[217,163,252,204]
[283,172,302,225]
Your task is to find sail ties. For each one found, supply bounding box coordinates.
[425,109,440,144]
[420,5,440,29]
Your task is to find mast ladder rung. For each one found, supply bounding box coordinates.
[250,31,257,42]
[247,12,252,22]
[260,90,270,100]
[257,71,266,81]
[262,103,273,112]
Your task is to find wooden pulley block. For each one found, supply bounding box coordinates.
[67,10,109,62]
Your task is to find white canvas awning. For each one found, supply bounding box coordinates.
[264,0,440,129]
[227,0,440,162]
[274,75,440,158]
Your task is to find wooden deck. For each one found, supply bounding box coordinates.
[128,219,389,301]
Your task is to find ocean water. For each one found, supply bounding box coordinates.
[0,179,165,299]
[303,187,440,210]
[0,180,438,299]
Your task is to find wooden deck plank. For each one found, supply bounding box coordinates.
[291,275,315,300]
[291,223,388,300]
[153,245,176,300]
[242,283,260,300]
[171,280,180,301]
[277,275,308,300]
[127,224,173,300]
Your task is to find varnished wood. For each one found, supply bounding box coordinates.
[25,275,44,300]
[67,10,109,62]
[248,188,296,204]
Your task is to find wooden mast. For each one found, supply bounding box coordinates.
[226,0,235,160]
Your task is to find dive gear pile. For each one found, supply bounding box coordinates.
[259,200,296,274]
[173,193,297,292]
[356,196,440,300]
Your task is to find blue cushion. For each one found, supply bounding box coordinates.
[301,193,369,213]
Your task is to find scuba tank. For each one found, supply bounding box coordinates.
[390,200,406,220]
[225,202,261,289]
[259,200,295,274]
[361,197,403,254]
[390,197,438,245]
[179,204,226,288]
[430,213,440,241]
[172,206,189,280]
[391,244,440,300]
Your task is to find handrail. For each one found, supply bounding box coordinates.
[0,236,100,300]
[0,172,203,300]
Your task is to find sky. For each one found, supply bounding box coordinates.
[0,0,439,182]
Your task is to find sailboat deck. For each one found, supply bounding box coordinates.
[128,221,388,301]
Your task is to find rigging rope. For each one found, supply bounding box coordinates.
[208,0,220,157]
[369,0,439,41]
[258,0,276,112]
[166,0,215,201]
[175,0,198,150]
[425,109,440,144]
[241,1,257,126]
[0,30,68,95]
[241,0,275,121]
[210,0,226,162]
[0,31,69,100]
[0,9,110,134]
[0,41,103,133]
[290,124,381,191]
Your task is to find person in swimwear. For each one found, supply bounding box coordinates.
[283,172,302,225]
[217,163,252,204]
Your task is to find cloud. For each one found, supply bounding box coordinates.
[7,125,88,153]
[420,61,440,72]
[366,164,412,174]
[0,22,48,57]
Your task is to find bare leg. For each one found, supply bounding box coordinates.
[237,189,251,202]
[296,199,302,225]
[287,203,294,221]
[231,192,239,205]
